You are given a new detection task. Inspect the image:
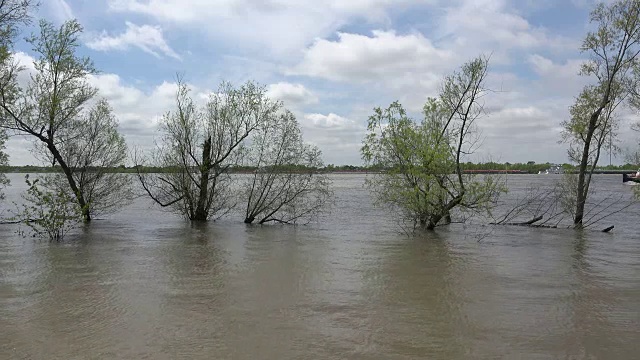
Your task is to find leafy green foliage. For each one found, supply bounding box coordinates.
[362,101,503,230]
[362,56,505,230]
[0,19,130,221]
[15,175,83,241]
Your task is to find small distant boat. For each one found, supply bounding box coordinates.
[538,165,564,174]
[623,171,640,185]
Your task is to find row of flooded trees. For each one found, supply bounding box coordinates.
[362,0,640,231]
[134,78,331,224]
[0,3,330,239]
[1,0,639,239]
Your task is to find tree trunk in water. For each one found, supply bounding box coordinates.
[444,212,452,224]
[244,216,255,224]
[46,141,91,221]
[427,195,463,231]
[426,214,443,230]
[574,108,604,228]
[193,136,212,221]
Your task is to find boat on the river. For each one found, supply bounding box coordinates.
[538,165,564,174]
[623,170,640,185]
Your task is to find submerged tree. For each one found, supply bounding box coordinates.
[0,20,130,221]
[45,99,131,217]
[562,0,640,227]
[16,175,83,241]
[136,78,281,221]
[242,110,332,224]
[361,56,504,230]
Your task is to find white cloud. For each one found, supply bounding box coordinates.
[86,74,182,142]
[6,0,637,167]
[87,22,181,60]
[46,0,75,23]
[290,30,453,83]
[11,52,37,87]
[267,82,318,108]
[477,105,567,163]
[525,54,591,104]
[439,0,577,64]
[300,113,367,164]
[107,0,428,55]
[108,0,425,23]
[4,64,183,164]
[528,54,582,78]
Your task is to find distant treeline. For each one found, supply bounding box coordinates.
[1,162,638,174]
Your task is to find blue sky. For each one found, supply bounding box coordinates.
[6,0,639,165]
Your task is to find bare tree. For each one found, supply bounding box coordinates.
[562,0,640,227]
[243,110,332,224]
[136,78,280,221]
[0,20,129,221]
[362,55,504,231]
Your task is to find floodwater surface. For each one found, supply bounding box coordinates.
[1,174,639,359]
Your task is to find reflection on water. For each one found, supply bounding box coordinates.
[1,174,639,359]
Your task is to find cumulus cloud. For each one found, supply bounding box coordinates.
[11,52,37,87]
[4,57,184,164]
[86,22,181,60]
[439,0,577,64]
[528,54,582,78]
[5,0,639,167]
[267,82,318,108]
[290,30,452,82]
[45,0,74,22]
[107,0,429,55]
[473,106,566,163]
[299,113,367,164]
[84,74,183,147]
[288,30,455,111]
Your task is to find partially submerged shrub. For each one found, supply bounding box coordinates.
[15,175,83,241]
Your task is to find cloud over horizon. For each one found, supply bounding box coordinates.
[3,0,639,166]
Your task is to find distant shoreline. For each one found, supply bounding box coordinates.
[1,166,636,175]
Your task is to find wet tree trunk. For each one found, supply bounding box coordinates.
[426,195,463,230]
[244,216,255,224]
[574,104,607,228]
[193,136,212,221]
[46,141,91,221]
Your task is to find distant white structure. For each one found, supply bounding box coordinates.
[538,164,564,174]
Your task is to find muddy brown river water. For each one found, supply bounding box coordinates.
[1,174,639,359]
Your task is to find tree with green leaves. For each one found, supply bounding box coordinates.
[0,19,130,221]
[562,0,640,227]
[0,1,34,46]
[362,56,504,231]
[16,175,83,241]
[242,110,332,224]
[136,78,281,221]
[45,99,132,217]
